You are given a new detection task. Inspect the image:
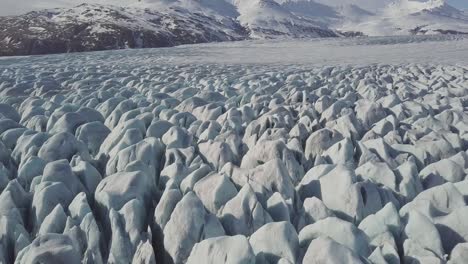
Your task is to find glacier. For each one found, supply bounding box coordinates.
[0,36,468,263]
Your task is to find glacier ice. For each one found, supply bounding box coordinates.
[0,38,468,263]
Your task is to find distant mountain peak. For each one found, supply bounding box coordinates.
[0,0,467,56]
[385,0,452,15]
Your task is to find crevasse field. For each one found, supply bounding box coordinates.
[1,36,468,264]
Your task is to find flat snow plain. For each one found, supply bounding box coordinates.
[1,35,468,264]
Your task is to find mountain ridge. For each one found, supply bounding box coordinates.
[1,0,468,56]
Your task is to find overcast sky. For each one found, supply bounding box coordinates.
[0,0,467,16]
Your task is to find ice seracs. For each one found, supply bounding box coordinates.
[1,40,468,263]
[163,192,225,263]
[187,235,255,264]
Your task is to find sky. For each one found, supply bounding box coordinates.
[0,0,467,16]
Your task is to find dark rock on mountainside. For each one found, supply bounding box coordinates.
[0,4,249,56]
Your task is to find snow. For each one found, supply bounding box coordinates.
[1,36,468,263]
[5,35,467,66]
[2,0,468,51]
[28,27,46,32]
[1,37,12,45]
[339,0,468,35]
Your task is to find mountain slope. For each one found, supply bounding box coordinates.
[278,0,374,29]
[339,0,468,35]
[0,1,338,56]
[233,0,337,38]
[0,3,248,56]
[1,0,468,56]
[277,0,468,36]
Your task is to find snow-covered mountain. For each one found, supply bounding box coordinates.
[0,0,337,56]
[277,0,374,30]
[339,0,468,35]
[0,3,249,56]
[278,0,468,36]
[232,0,336,38]
[0,0,467,56]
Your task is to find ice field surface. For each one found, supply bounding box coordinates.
[0,36,468,263]
[2,35,468,66]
